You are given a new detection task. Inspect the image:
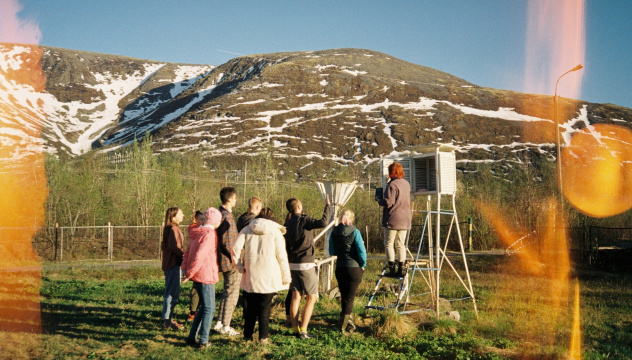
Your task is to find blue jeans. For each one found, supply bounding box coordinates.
[188,282,216,345]
[162,266,181,320]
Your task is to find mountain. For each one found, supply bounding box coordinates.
[2,43,631,174]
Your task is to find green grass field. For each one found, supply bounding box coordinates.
[1,255,631,359]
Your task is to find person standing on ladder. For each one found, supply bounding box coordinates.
[376,162,412,277]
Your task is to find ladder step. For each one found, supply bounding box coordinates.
[365,304,399,310]
[409,261,430,266]
[378,274,406,279]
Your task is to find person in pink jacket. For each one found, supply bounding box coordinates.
[182,207,222,349]
[232,208,291,344]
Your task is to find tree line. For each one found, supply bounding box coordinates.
[41,136,632,256]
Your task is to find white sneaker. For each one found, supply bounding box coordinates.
[213,322,223,332]
[220,326,240,336]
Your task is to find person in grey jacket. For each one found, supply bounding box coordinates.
[376,162,412,277]
[329,209,367,334]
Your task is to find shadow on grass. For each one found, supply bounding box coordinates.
[41,302,176,341]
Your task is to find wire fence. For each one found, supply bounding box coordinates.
[2,223,630,267]
[1,224,192,262]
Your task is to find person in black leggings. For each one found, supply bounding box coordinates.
[329,209,367,334]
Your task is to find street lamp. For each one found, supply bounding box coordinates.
[554,64,584,207]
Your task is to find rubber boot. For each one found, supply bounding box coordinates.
[345,313,357,333]
[341,313,357,334]
[340,314,349,335]
[385,261,397,276]
[396,261,406,277]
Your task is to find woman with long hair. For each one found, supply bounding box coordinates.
[232,207,291,344]
[161,206,185,330]
[376,162,412,277]
[329,209,367,333]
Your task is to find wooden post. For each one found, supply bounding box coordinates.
[244,161,247,201]
[60,226,64,262]
[365,225,370,254]
[54,222,59,262]
[108,222,112,260]
[159,222,164,259]
[468,217,473,252]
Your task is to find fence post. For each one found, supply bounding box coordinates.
[108,222,112,260]
[468,218,473,252]
[159,222,164,259]
[244,160,247,201]
[60,226,64,261]
[365,225,370,254]
[54,223,59,262]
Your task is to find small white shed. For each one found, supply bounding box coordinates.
[380,143,458,196]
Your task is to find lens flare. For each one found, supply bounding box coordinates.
[1,0,47,337]
[570,279,582,360]
[479,199,571,349]
[524,0,585,101]
[0,44,47,333]
[561,123,632,217]
[518,1,585,356]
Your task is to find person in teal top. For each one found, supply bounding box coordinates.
[328,209,367,334]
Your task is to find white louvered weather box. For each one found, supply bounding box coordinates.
[380,143,458,195]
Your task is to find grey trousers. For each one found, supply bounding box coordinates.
[217,268,242,326]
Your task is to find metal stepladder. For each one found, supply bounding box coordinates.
[363,237,420,311]
[403,194,478,317]
[365,194,478,319]
[364,202,437,312]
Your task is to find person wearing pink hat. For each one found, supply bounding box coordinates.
[182,207,222,349]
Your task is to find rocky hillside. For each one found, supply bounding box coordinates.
[2,43,631,174]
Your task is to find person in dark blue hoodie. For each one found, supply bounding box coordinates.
[329,209,367,334]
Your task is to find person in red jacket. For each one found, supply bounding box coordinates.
[161,207,184,330]
[182,207,222,349]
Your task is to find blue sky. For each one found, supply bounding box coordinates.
[8,0,632,109]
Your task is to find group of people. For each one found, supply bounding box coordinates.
[159,162,412,349]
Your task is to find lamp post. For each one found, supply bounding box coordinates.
[554,64,583,208]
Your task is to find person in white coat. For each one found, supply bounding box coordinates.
[232,207,291,344]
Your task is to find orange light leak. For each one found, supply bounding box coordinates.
[562,124,632,217]
[479,199,570,319]
[521,0,585,147]
[524,0,585,101]
[570,279,582,360]
[501,0,586,357]
[0,44,48,334]
[1,0,47,341]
